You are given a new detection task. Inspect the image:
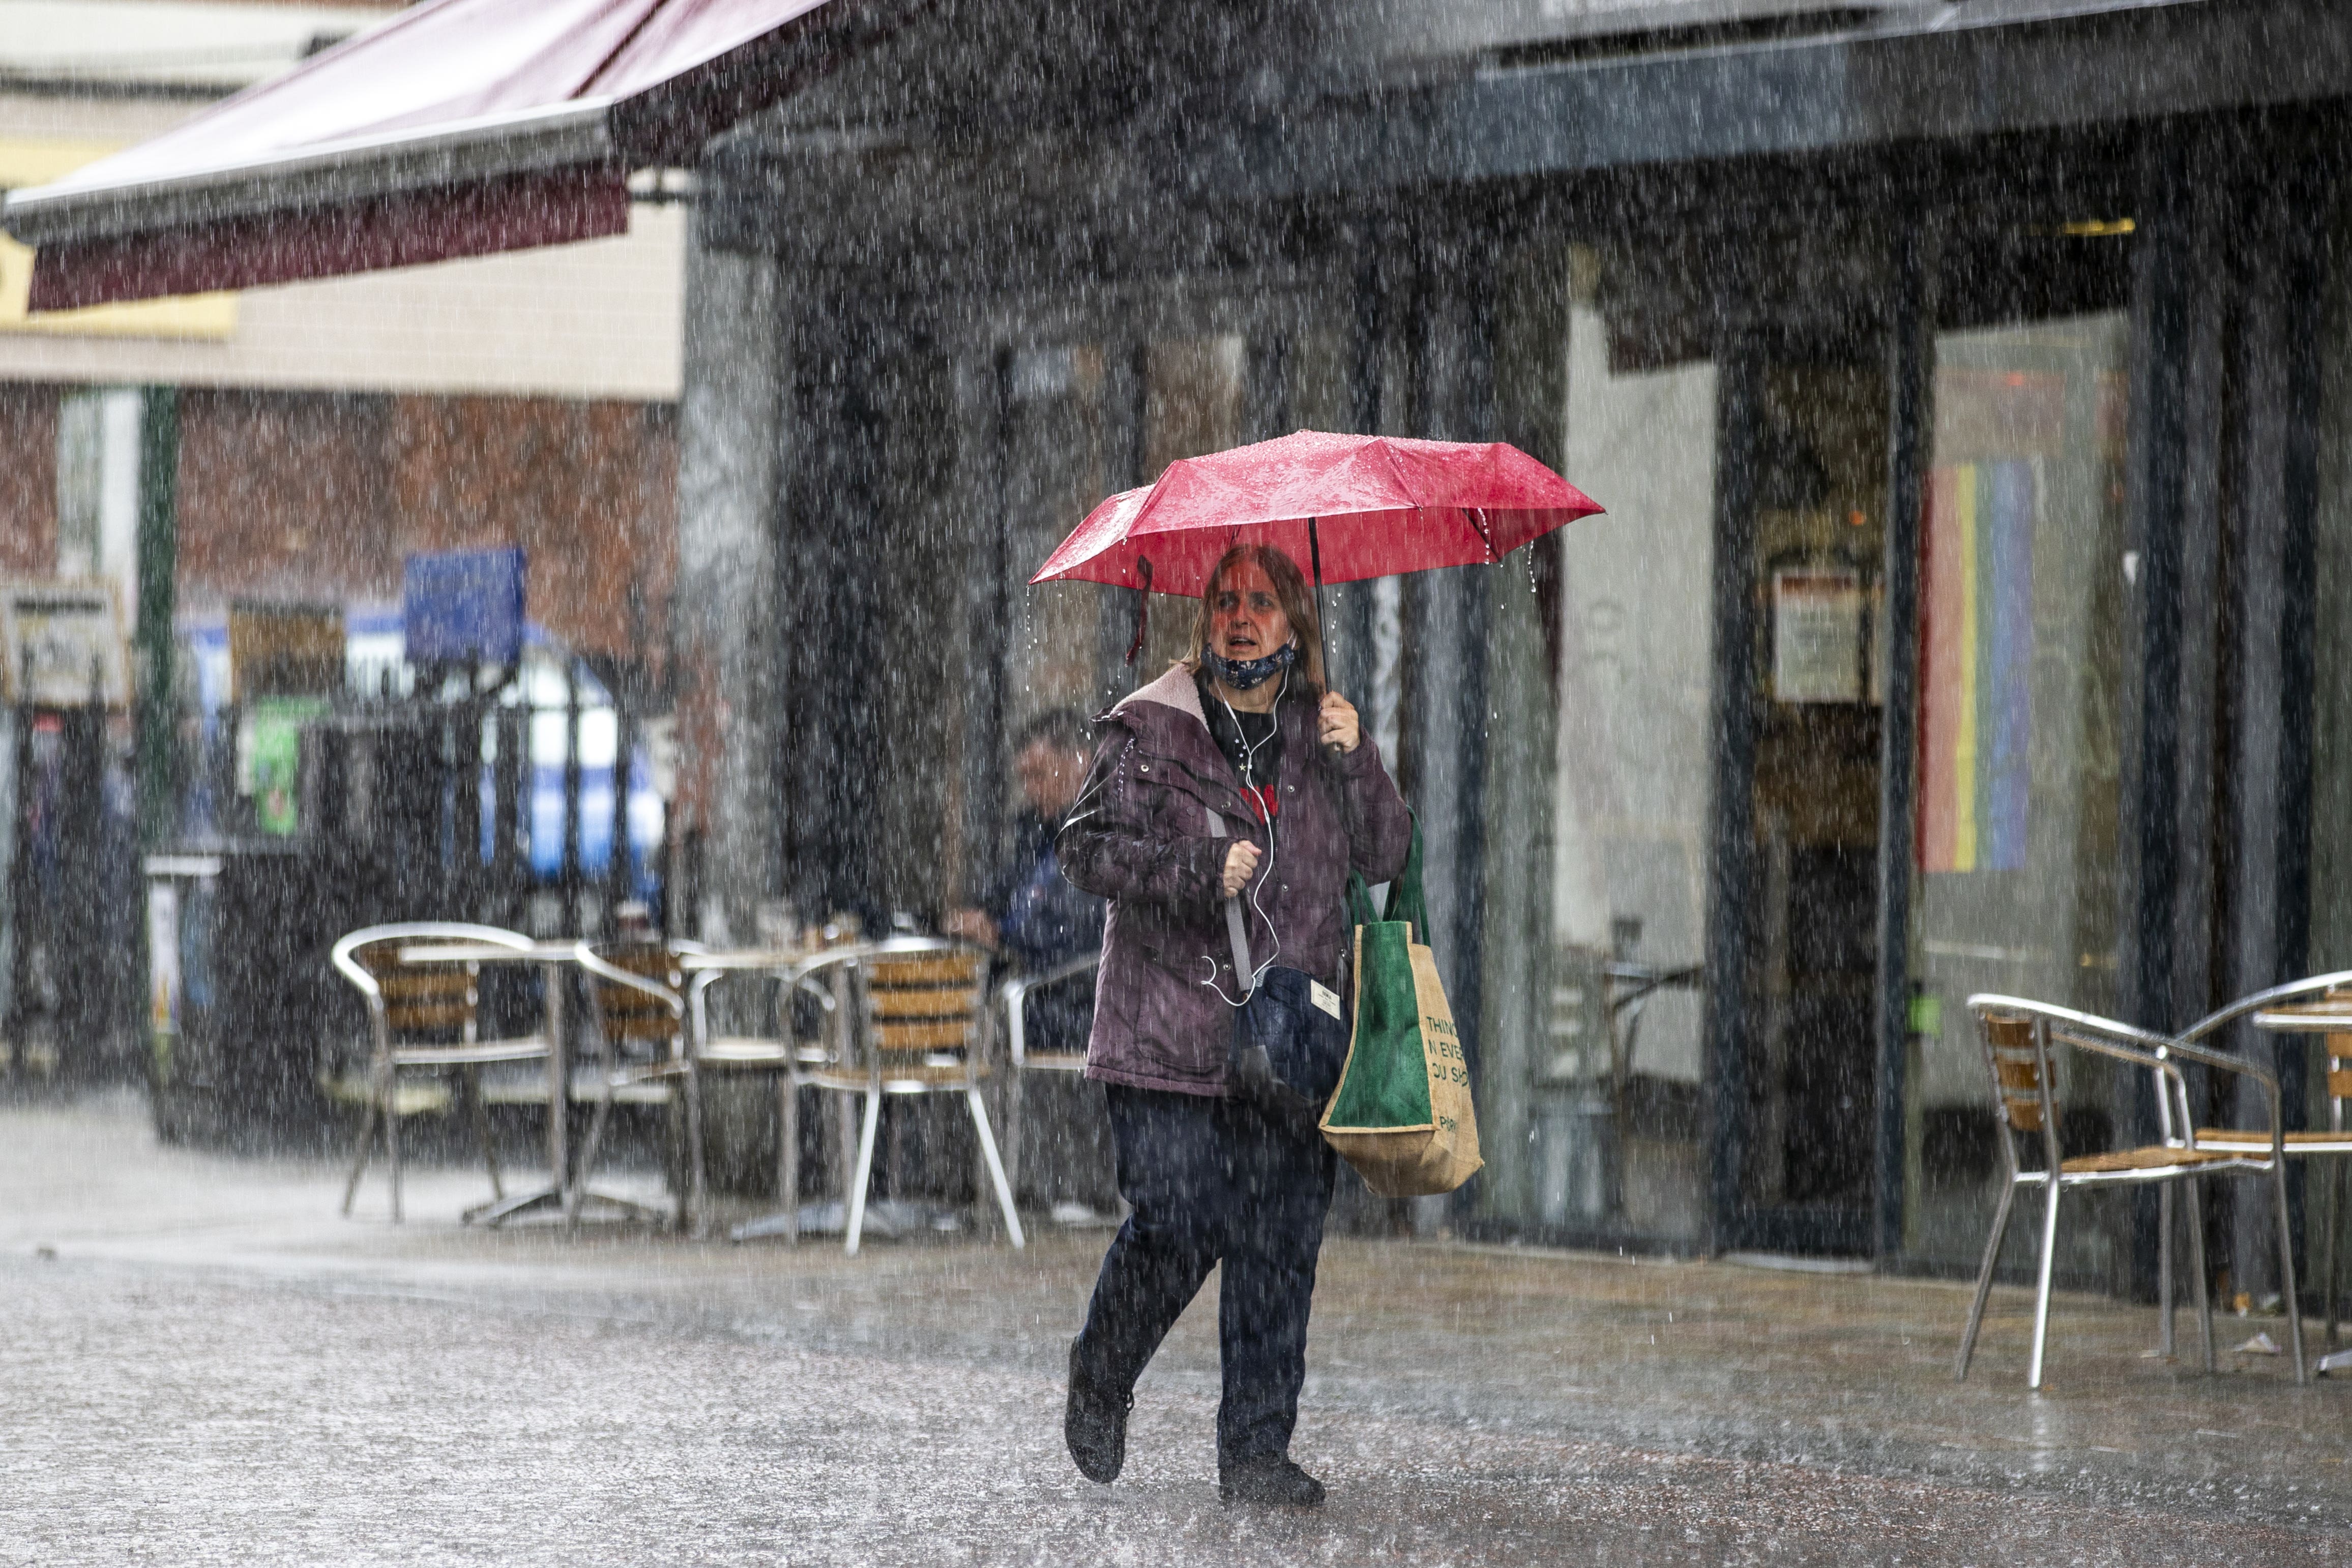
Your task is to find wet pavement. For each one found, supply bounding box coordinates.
[4,1090,2349,1564]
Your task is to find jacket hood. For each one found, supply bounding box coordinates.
[1101,661,1210,733]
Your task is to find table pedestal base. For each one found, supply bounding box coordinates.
[731,1198,963,1245]
[463,1186,669,1228]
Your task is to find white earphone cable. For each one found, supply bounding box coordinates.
[1200,661,1287,1005]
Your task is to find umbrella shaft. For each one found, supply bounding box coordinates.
[1310,518,1328,676]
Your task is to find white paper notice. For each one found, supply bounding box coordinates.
[1772,567,1865,704]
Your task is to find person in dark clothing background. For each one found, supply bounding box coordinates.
[946,709,1108,1212]
[947,708,1104,980]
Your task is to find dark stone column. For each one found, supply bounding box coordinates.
[1400,227,1496,1230]
[954,349,1011,906]
[2225,170,2326,1304]
[1095,341,1151,710]
[1702,331,1765,1251]
[1875,227,1933,1261]
[2114,130,2199,1299]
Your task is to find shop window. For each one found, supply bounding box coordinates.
[1478,259,1718,1240]
[1905,313,2130,1262]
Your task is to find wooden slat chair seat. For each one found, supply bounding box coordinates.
[806,1060,977,1092]
[331,922,549,1223]
[1957,997,2306,1388]
[787,939,1022,1255]
[2061,1146,2254,1176]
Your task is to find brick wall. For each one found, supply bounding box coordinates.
[175,391,400,609]
[384,396,677,657]
[174,389,677,657]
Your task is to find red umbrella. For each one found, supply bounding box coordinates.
[1032,429,1602,666]
[1032,430,1602,599]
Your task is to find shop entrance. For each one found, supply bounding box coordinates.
[1712,324,1892,1255]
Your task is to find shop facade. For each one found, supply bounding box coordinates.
[674,0,2352,1283]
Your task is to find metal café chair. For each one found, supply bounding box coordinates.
[683,951,833,1242]
[2177,970,2352,1371]
[331,922,551,1223]
[1956,995,2306,1387]
[998,953,1098,1204]
[572,939,711,1230]
[798,937,1023,1255]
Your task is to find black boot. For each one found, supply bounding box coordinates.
[1219,1454,1325,1507]
[1064,1339,1133,1484]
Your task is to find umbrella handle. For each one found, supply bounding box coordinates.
[1124,556,1154,666]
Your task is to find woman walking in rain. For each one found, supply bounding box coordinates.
[1055,542,1411,1506]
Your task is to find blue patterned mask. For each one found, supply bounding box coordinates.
[1204,640,1298,691]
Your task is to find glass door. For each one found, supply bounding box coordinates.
[1718,332,1891,1254]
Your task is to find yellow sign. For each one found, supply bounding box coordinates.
[0,137,237,339]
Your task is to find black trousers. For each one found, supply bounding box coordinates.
[1074,1084,1337,1462]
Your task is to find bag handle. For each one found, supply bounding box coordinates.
[1342,813,1428,946]
[1204,808,1254,998]
[1383,818,1431,947]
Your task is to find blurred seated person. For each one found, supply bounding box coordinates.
[946,709,1105,987]
[947,709,1110,1217]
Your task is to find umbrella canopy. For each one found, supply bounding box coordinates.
[1031,430,1603,598]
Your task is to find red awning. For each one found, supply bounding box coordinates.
[3,0,864,311]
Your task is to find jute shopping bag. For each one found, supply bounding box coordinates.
[1318,825,1482,1197]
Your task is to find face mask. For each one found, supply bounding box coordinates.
[1204,640,1298,691]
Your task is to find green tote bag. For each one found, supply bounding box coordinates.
[1318,824,1483,1197]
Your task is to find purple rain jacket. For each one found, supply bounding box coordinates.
[1056,662,1413,1098]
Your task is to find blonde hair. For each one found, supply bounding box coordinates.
[1182,543,1326,693]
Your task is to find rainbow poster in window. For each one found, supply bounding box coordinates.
[1917,460,2034,873]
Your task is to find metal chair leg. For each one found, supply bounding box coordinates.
[836,1091,858,1222]
[1005,1069,1025,1210]
[845,1089,881,1256]
[2188,1176,2215,1372]
[777,1075,800,1245]
[683,1062,709,1238]
[387,1069,406,1225]
[466,1067,503,1201]
[2330,1159,2346,1347]
[569,1086,615,1227]
[662,1089,690,1233]
[2158,1181,2175,1358]
[341,1094,379,1217]
[1955,1178,2017,1381]
[969,1086,998,1241]
[2275,1157,2309,1384]
[967,1087,1025,1249]
[2026,1178,2063,1389]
